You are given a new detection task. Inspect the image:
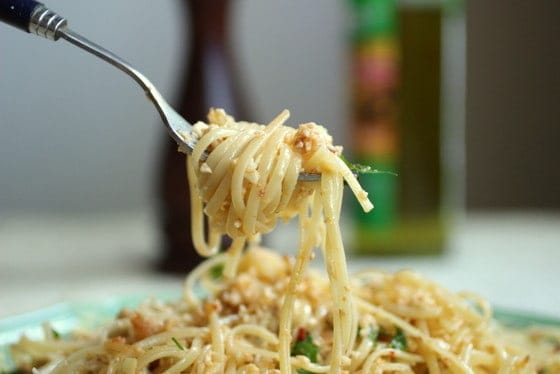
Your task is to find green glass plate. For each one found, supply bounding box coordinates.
[0,297,558,371]
[493,308,560,329]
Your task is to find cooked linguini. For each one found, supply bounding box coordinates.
[8,110,560,373]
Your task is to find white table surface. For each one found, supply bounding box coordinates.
[1,211,559,319]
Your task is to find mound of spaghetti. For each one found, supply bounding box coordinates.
[10,248,559,373]
[8,110,560,373]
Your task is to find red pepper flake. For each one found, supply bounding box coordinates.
[296,327,308,342]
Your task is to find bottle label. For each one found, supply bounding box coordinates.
[350,1,447,254]
[351,0,400,233]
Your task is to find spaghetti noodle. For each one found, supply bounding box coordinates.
[8,110,560,373]
[185,108,372,373]
[9,249,560,373]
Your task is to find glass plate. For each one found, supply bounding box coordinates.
[1,296,558,371]
[0,294,178,371]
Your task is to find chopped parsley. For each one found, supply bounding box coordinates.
[390,328,408,351]
[367,325,407,351]
[291,328,319,373]
[51,328,60,339]
[368,326,380,343]
[340,155,398,176]
[172,337,185,351]
[209,264,224,280]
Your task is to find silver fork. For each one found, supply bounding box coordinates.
[0,0,320,182]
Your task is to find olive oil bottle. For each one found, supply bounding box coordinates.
[350,0,448,254]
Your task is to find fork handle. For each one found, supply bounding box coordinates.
[0,0,66,40]
[0,0,40,32]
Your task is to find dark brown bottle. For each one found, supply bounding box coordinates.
[157,0,249,273]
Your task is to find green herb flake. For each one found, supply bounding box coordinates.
[390,328,408,351]
[368,326,379,343]
[209,264,224,280]
[291,328,319,365]
[340,154,398,176]
[51,328,60,339]
[172,337,185,351]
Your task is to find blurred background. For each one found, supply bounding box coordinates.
[1,0,558,213]
[1,1,559,315]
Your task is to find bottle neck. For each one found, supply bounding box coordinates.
[185,0,231,49]
[178,0,248,120]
